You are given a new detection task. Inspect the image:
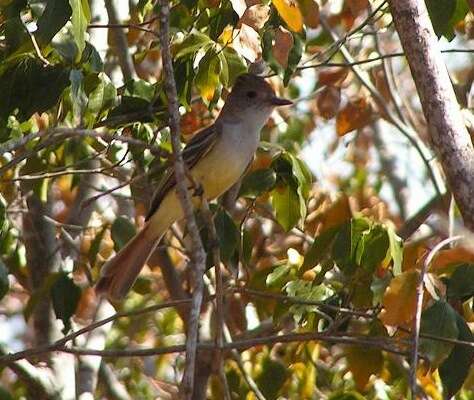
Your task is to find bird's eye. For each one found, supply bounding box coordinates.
[246,91,257,98]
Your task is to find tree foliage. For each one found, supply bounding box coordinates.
[1,0,474,399]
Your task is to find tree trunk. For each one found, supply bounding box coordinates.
[388,0,474,231]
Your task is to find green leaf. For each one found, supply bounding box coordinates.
[123,79,156,102]
[255,357,288,400]
[217,50,229,87]
[51,272,81,334]
[69,69,87,123]
[282,278,334,323]
[0,58,69,123]
[36,0,72,45]
[420,300,459,367]
[328,392,366,400]
[68,0,90,58]
[266,264,292,287]
[174,58,195,108]
[214,209,239,262]
[195,49,221,101]
[332,218,370,274]
[174,31,213,59]
[283,33,303,86]
[355,224,389,273]
[80,42,104,73]
[84,72,117,123]
[0,259,10,301]
[271,184,301,231]
[447,263,474,300]
[222,47,247,86]
[111,216,136,251]
[439,311,474,398]
[239,168,276,198]
[387,224,403,275]
[0,194,8,238]
[425,0,468,40]
[301,226,340,273]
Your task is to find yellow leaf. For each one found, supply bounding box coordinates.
[272,0,303,32]
[218,25,234,45]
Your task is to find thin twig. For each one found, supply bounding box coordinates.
[158,1,207,398]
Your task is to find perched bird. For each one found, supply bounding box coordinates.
[95,73,292,300]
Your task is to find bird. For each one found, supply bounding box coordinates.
[95,73,292,300]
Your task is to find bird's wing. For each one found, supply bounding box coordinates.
[145,123,220,221]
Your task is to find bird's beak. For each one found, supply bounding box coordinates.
[270,96,293,106]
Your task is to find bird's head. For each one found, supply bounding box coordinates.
[220,73,292,122]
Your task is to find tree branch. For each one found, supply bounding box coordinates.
[388,0,474,231]
[158,1,207,398]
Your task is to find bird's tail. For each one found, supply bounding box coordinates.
[95,224,159,300]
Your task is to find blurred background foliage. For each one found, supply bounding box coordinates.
[1,0,474,399]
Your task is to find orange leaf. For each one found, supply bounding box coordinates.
[381,270,419,326]
[431,247,474,270]
[272,27,294,68]
[298,0,320,28]
[272,0,303,32]
[316,85,341,119]
[240,4,271,30]
[336,97,373,136]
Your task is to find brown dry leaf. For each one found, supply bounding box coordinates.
[380,270,419,326]
[233,23,261,62]
[272,27,294,68]
[272,0,303,32]
[318,67,349,86]
[345,345,383,390]
[298,0,320,28]
[336,97,373,136]
[240,4,271,30]
[317,86,341,119]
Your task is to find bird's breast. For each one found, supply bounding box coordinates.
[191,123,261,200]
